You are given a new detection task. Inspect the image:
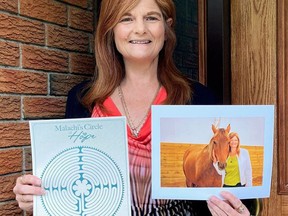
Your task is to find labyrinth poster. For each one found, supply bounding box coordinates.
[30,117,130,216]
[151,105,274,200]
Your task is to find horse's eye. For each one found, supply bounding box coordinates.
[213,140,217,144]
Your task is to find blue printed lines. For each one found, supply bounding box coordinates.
[40,146,124,216]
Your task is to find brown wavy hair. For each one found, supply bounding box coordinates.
[82,0,192,111]
[229,132,241,155]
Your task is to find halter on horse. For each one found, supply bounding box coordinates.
[183,124,231,187]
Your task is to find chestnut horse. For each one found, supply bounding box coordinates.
[183,124,231,187]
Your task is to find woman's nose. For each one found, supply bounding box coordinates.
[134,19,146,34]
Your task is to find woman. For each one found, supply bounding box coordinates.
[13,0,250,215]
[214,132,253,187]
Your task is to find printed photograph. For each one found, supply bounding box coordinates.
[151,105,274,200]
[160,118,263,188]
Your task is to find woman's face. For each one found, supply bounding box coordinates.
[113,0,170,63]
[230,136,239,149]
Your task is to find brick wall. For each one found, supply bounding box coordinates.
[0,0,96,215]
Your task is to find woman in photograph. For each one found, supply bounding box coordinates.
[214,132,253,187]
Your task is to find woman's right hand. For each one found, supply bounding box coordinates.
[13,174,46,212]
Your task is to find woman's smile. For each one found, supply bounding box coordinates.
[129,40,151,44]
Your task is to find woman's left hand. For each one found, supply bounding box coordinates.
[207,191,250,216]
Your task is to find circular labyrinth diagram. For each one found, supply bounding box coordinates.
[40,146,124,216]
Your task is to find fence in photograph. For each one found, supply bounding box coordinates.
[161,143,264,187]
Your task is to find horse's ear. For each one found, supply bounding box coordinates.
[226,124,231,133]
[212,124,218,134]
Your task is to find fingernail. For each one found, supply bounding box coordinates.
[36,179,42,186]
[220,191,229,196]
[41,188,46,194]
[221,190,228,194]
[209,195,216,200]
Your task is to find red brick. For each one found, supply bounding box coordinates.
[23,96,66,119]
[20,0,67,25]
[25,171,32,175]
[47,25,90,52]
[22,45,69,72]
[87,0,93,10]
[0,122,30,147]
[0,149,23,175]
[0,41,20,67]
[0,96,21,120]
[69,7,93,32]
[0,201,23,215]
[0,68,48,94]
[0,13,45,45]
[90,35,95,53]
[0,0,18,14]
[0,174,20,201]
[60,0,88,8]
[70,53,95,74]
[24,147,32,171]
[26,209,33,216]
[50,74,89,95]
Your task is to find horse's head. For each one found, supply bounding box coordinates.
[210,124,231,170]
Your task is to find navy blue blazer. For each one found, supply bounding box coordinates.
[65,80,219,119]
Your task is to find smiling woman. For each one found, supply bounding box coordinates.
[13,0,251,215]
[96,0,200,78]
[113,1,169,64]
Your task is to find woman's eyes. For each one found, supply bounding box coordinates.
[120,17,133,22]
[145,16,160,21]
[119,16,160,23]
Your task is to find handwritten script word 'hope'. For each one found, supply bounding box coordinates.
[68,131,96,143]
